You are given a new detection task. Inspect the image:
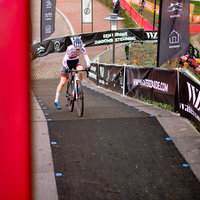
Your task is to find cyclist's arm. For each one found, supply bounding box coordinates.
[84,53,90,67]
[82,47,90,67]
[63,52,70,68]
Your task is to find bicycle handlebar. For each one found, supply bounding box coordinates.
[67,69,89,78]
[69,69,89,72]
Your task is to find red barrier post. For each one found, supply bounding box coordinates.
[0,0,32,200]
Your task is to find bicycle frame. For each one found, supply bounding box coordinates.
[66,69,89,117]
[67,69,88,101]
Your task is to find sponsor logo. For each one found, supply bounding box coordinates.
[54,41,60,50]
[145,32,158,39]
[100,67,104,78]
[168,2,182,12]
[187,82,200,111]
[37,46,45,55]
[45,13,53,20]
[169,30,180,48]
[46,0,52,8]
[132,78,169,92]
[45,25,52,33]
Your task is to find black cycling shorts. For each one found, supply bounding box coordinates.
[61,59,82,77]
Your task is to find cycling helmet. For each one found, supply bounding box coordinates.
[73,38,83,50]
[197,59,200,64]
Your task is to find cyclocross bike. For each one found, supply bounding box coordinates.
[66,69,89,117]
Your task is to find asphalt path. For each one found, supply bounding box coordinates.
[32,78,200,200]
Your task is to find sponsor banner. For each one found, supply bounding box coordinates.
[89,63,124,93]
[126,67,177,107]
[71,28,144,47]
[82,0,93,23]
[157,0,190,67]
[144,31,158,42]
[98,64,124,93]
[89,63,98,85]
[41,0,56,41]
[31,29,144,60]
[126,67,152,100]
[179,73,200,127]
[30,36,72,60]
[193,15,200,23]
[190,4,195,23]
[153,68,177,106]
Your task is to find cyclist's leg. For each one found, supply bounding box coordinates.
[54,66,67,109]
[76,64,83,81]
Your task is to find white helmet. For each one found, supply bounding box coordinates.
[73,38,83,50]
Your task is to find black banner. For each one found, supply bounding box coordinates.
[31,29,198,61]
[71,28,144,47]
[157,0,190,67]
[179,73,200,127]
[126,67,177,108]
[89,63,124,94]
[41,0,56,41]
[89,63,98,85]
[31,29,144,61]
[99,64,124,94]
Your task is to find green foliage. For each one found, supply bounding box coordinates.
[191,1,200,15]
[119,8,139,28]
[144,57,157,66]
[144,45,156,54]
[96,0,138,28]
[96,0,113,9]
[137,98,174,112]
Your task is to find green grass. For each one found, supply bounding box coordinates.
[191,1,200,15]
[96,0,138,28]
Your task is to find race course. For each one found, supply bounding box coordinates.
[32,78,200,200]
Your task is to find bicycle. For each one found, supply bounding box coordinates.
[66,69,89,117]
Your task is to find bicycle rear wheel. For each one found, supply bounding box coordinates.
[76,80,84,117]
[66,79,74,112]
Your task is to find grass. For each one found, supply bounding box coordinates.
[96,0,139,28]
[191,1,200,15]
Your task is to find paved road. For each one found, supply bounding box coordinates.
[32,78,200,200]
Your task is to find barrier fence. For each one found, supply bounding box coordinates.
[89,62,200,128]
[121,0,200,33]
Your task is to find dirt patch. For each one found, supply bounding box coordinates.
[191,33,200,50]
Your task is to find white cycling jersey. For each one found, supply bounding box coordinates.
[63,44,90,67]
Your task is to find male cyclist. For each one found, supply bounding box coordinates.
[54,38,90,110]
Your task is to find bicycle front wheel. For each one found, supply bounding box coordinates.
[76,80,84,117]
[66,79,74,112]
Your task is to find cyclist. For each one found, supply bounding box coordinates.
[54,38,91,110]
[138,0,146,14]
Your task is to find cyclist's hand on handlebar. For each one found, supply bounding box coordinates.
[85,67,90,72]
[65,67,70,73]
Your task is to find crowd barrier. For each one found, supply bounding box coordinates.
[120,0,157,31]
[89,63,200,128]
[121,0,200,33]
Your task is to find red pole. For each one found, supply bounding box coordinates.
[0,0,32,200]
